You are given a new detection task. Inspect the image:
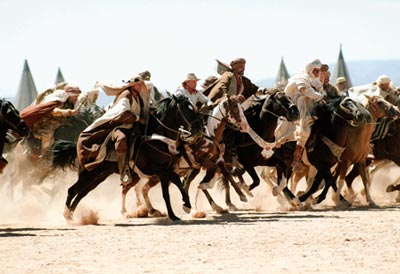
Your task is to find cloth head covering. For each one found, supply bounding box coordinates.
[230,58,246,69]
[336,77,347,85]
[377,75,391,85]
[321,64,329,72]
[139,70,151,81]
[64,84,81,96]
[305,59,322,79]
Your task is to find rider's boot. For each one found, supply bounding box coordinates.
[118,151,132,185]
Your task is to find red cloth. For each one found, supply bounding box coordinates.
[182,82,198,94]
[235,75,242,95]
[20,101,62,128]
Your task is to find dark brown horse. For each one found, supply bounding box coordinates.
[53,95,204,221]
[298,96,400,206]
[344,114,400,201]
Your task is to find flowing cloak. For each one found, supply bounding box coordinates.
[20,101,62,128]
[20,89,74,128]
[77,89,142,171]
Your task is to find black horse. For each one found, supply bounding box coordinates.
[223,90,300,204]
[53,95,204,221]
[0,99,28,173]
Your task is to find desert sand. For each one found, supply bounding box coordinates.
[1,165,400,274]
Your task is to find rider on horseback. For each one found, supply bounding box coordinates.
[284,59,324,172]
[20,84,82,158]
[77,75,149,184]
[203,58,261,103]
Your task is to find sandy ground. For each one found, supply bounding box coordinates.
[1,163,400,274]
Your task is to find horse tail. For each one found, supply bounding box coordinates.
[52,140,78,171]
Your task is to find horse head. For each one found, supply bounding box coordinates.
[260,90,299,122]
[216,96,249,133]
[338,97,370,124]
[364,95,400,120]
[0,99,29,140]
[169,95,204,143]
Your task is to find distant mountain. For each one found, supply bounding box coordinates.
[256,59,400,88]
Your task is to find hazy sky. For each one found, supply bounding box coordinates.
[1,0,399,99]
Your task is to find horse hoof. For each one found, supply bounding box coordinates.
[211,202,226,214]
[191,211,207,218]
[228,204,238,211]
[182,205,191,214]
[239,195,248,203]
[272,186,280,196]
[63,208,72,221]
[171,216,181,222]
[289,197,301,208]
[368,201,378,208]
[386,185,396,192]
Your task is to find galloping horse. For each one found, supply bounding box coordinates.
[5,107,103,197]
[53,95,204,221]
[121,97,250,216]
[222,90,300,204]
[337,99,400,204]
[297,96,398,206]
[0,99,29,172]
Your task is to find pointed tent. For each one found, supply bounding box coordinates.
[55,67,65,84]
[275,57,290,87]
[331,45,352,87]
[14,59,38,111]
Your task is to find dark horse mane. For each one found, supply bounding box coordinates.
[312,96,371,137]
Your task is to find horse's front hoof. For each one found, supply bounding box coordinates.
[272,186,281,196]
[386,185,396,192]
[367,201,378,208]
[182,204,191,214]
[170,216,181,222]
[239,195,248,203]
[63,208,73,221]
[149,209,165,217]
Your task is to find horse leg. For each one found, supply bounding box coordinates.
[143,177,164,217]
[356,162,376,206]
[198,188,226,213]
[333,162,349,206]
[232,166,253,197]
[218,162,247,202]
[221,176,238,211]
[65,166,113,221]
[299,170,324,203]
[344,165,359,202]
[120,173,140,216]
[183,168,200,193]
[159,177,180,221]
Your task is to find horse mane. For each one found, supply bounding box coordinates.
[154,96,172,119]
[244,97,266,118]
